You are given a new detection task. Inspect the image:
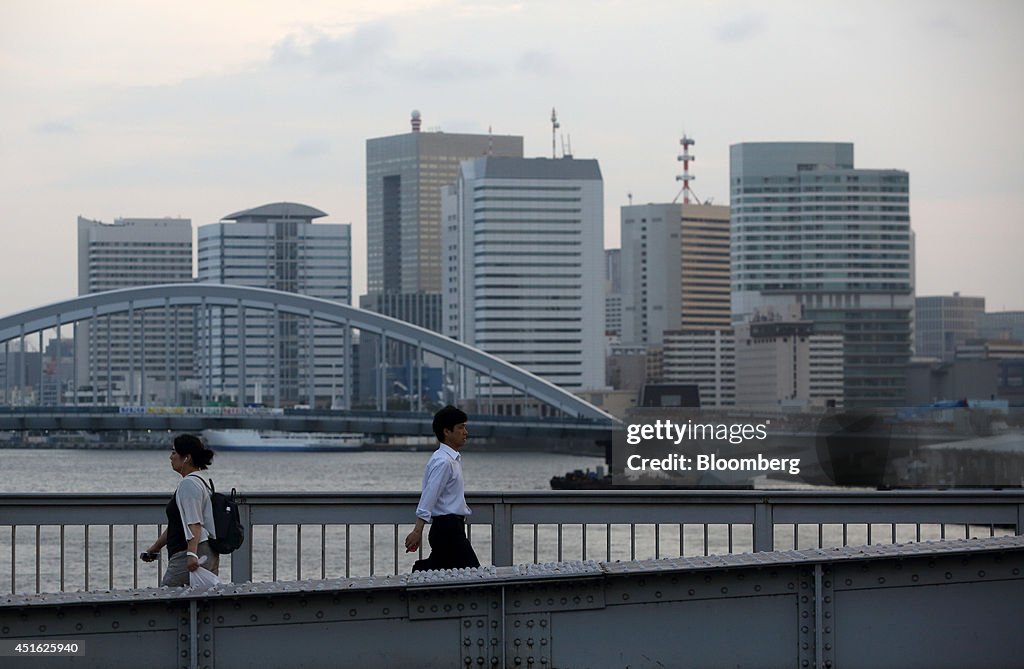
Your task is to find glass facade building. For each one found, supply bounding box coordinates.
[730,142,914,407]
[365,117,523,316]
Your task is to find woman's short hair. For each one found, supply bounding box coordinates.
[432,405,468,443]
[173,433,214,469]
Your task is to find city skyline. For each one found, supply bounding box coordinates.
[2,1,1022,315]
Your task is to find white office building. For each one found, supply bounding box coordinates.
[734,305,844,409]
[443,156,605,394]
[730,142,914,407]
[662,329,735,408]
[197,203,351,407]
[620,202,730,346]
[76,216,194,404]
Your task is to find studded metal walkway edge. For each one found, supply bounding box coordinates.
[3,536,1023,668]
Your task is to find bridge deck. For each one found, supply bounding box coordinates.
[2,536,1021,668]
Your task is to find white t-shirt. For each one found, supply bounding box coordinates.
[175,473,217,542]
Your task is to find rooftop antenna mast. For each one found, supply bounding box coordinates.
[674,132,700,204]
[551,108,560,159]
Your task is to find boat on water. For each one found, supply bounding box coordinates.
[202,429,365,452]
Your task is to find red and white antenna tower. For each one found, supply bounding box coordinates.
[551,108,560,159]
[675,133,697,204]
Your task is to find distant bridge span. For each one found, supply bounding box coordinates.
[0,283,616,423]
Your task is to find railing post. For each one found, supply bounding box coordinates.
[1018,504,1024,536]
[231,501,253,583]
[753,500,774,552]
[491,501,513,567]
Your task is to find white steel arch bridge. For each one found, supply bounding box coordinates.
[0,284,615,427]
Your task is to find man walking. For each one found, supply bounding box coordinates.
[405,405,480,571]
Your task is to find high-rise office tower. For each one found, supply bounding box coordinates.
[730,142,914,407]
[365,111,523,330]
[197,203,351,407]
[443,156,605,393]
[76,216,194,404]
[915,293,985,361]
[619,202,731,346]
[605,249,622,339]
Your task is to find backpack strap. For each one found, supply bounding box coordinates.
[186,472,213,495]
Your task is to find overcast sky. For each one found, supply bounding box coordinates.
[2,0,1022,315]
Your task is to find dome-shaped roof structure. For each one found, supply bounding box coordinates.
[222,202,327,222]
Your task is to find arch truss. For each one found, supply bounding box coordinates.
[0,284,614,422]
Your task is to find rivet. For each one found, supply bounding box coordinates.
[478,620,485,628]
[845,579,853,586]
[491,621,498,628]
[464,620,472,628]
[978,571,985,578]
[217,616,225,623]
[911,575,919,582]
[721,587,728,594]
[316,611,323,619]
[754,585,762,592]
[878,577,886,584]
[515,620,522,628]
[621,594,629,601]
[420,606,426,613]
[112,622,119,629]
[350,609,357,617]
[945,572,952,580]
[249,615,257,623]
[688,589,695,596]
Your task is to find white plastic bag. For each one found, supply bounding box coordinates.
[189,566,221,592]
[183,554,221,594]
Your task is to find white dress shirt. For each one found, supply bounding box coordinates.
[415,443,472,522]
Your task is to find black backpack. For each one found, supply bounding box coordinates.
[196,477,245,554]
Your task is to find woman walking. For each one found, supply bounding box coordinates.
[140,434,219,586]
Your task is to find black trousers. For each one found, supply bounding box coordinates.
[412,515,480,572]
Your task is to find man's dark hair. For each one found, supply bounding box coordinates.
[433,405,468,443]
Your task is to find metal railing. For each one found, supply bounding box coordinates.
[2,490,1022,593]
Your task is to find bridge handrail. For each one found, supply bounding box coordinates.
[2,490,1022,594]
